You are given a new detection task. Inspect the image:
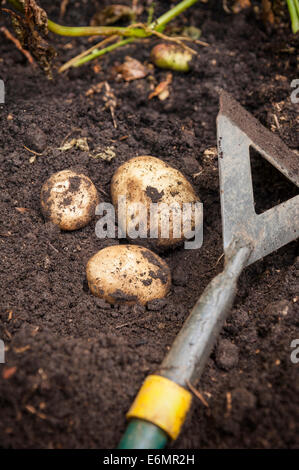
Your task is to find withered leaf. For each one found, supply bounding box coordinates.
[148,73,172,101]
[114,56,148,82]
[19,0,48,35]
[90,146,116,161]
[3,1,56,78]
[90,4,134,26]
[58,137,90,152]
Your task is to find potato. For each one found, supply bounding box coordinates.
[151,44,193,72]
[41,169,99,231]
[111,156,200,248]
[86,244,171,305]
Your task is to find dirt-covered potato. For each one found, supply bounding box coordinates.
[151,44,193,72]
[40,169,99,231]
[111,156,201,248]
[86,244,171,305]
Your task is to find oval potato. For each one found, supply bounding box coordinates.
[151,43,192,72]
[111,156,200,247]
[41,169,99,231]
[86,244,171,305]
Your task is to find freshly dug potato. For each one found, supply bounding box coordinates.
[86,244,171,305]
[41,169,99,230]
[151,44,193,72]
[111,156,201,248]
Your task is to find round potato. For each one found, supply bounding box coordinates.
[86,244,171,305]
[111,156,201,247]
[41,169,99,231]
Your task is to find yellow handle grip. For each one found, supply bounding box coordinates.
[126,375,192,440]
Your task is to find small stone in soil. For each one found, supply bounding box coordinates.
[231,387,256,415]
[25,125,47,153]
[10,152,23,167]
[231,308,249,328]
[239,326,258,345]
[94,298,111,310]
[216,339,239,370]
[110,310,119,318]
[181,156,201,174]
[132,304,146,315]
[117,304,131,315]
[172,264,189,286]
[146,298,168,311]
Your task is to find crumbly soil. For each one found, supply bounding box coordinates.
[0,0,298,449]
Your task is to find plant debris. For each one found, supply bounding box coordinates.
[3,0,56,78]
[15,207,30,214]
[90,4,134,26]
[261,0,275,26]
[85,81,105,97]
[58,137,89,152]
[102,82,118,128]
[59,0,69,20]
[113,56,149,82]
[186,380,209,408]
[181,25,202,40]
[85,81,118,126]
[232,0,251,14]
[148,73,172,101]
[2,367,17,380]
[90,146,116,162]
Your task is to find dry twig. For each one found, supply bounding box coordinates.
[59,35,118,73]
[186,380,209,407]
[103,82,117,128]
[59,0,69,20]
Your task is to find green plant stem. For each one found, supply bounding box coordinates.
[74,38,135,67]
[153,0,199,31]
[286,0,299,33]
[7,0,148,37]
[8,0,199,37]
[147,2,156,26]
[47,20,147,38]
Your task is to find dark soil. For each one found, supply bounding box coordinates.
[0,0,298,449]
